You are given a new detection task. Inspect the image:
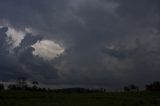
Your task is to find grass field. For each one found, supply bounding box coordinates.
[0,91,160,106]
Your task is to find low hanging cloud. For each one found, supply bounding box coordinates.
[6,27,26,49]
[0,0,160,88]
[0,26,62,84]
[31,40,64,60]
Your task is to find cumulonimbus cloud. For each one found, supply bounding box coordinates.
[0,0,160,88]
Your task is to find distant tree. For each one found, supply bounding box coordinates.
[124,86,130,91]
[8,84,17,90]
[124,84,139,92]
[146,84,152,91]
[146,81,160,91]
[0,83,4,90]
[129,84,139,91]
[16,77,28,89]
[32,81,39,89]
[100,88,106,93]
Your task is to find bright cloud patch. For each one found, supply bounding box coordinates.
[6,27,26,49]
[31,40,64,60]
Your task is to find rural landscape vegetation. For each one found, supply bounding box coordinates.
[0,77,159,106]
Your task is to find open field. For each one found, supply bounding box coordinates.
[0,91,160,106]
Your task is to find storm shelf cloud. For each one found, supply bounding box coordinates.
[0,0,160,88]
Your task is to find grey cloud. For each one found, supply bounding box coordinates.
[18,47,59,84]
[0,27,29,80]
[0,27,9,50]
[14,33,43,54]
[102,47,137,59]
[0,0,160,87]
[0,27,59,84]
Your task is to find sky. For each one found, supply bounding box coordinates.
[0,0,160,88]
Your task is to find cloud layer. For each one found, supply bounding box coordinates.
[0,0,160,88]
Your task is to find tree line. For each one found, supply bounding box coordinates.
[0,78,160,93]
[124,81,160,91]
[0,77,39,91]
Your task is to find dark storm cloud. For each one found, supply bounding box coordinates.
[0,27,29,80]
[0,27,58,83]
[18,47,59,84]
[0,0,160,87]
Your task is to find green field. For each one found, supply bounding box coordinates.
[0,91,160,106]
